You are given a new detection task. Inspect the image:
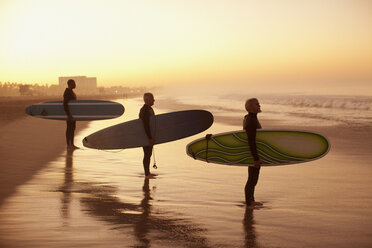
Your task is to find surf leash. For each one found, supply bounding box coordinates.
[205,134,212,163]
[153,147,157,169]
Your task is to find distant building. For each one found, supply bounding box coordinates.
[59,76,98,95]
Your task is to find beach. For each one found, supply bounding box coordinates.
[0,94,371,247]
[0,95,131,206]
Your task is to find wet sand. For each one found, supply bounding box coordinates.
[1,95,370,207]
[0,95,129,206]
[0,96,371,248]
[0,116,87,207]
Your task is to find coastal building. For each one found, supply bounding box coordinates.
[59,76,98,95]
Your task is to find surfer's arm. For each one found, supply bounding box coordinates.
[142,116,154,146]
[245,119,260,161]
[140,107,153,140]
[63,100,70,114]
[63,90,73,120]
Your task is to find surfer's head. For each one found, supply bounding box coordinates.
[143,92,155,106]
[245,98,261,113]
[67,79,76,89]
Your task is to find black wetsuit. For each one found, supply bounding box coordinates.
[139,104,155,176]
[63,88,76,146]
[243,112,262,205]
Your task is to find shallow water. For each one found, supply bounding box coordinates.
[0,98,371,248]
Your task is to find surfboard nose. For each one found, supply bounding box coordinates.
[118,105,125,115]
[25,106,32,115]
[205,111,214,127]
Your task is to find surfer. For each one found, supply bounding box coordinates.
[243,98,263,208]
[63,79,78,150]
[139,92,156,178]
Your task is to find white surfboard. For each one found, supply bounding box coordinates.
[25,100,124,121]
[83,110,214,149]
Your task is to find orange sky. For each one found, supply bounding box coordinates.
[0,0,371,94]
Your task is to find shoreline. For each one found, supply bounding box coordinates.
[0,94,138,207]
[1,95,370,207]
[0,117,89,207]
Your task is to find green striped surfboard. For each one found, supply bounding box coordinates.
[186,130,330,166]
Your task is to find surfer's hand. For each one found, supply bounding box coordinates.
[149,139,155,146]
[253,159,262,168]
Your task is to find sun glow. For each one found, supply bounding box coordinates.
[0,0,371,94]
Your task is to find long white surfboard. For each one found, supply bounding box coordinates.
[25,100,124,121]
[83,110,214,149]
[186,130,330,166]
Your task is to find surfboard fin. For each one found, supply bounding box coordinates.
[205,134,212,163]
[191,151,196,159]
[41,109,48,116]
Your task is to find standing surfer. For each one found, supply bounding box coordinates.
[243,98,263,208]
[63,79,78,150]
[139,93,156,178]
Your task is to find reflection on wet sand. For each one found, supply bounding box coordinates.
[59,149,74,222]
[74,178,211,247]
[52,149,261,247]
[56,151,260,247]
[243,208,259,248]
[135,177,152,247]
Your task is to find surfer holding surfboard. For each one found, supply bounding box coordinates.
[63,79,79,150]
[243,98,263,208]
[139,93,157,178]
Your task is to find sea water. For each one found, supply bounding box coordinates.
[0,92,371,248]
[165,92,372,127]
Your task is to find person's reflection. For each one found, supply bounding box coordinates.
[79,178,210,247]
[60,149,74,222]
[134,178,152,247]
[243,207,259,248]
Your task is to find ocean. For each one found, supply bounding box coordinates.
[0,92,371,248]
[163,92,372,127]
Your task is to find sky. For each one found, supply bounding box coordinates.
[0,0,371,94]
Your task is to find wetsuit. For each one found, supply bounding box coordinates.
[139,104,155,176]
[243,112,262,205]
[63,88,76,146]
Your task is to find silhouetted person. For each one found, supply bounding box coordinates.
[243,98,263,208]
[63,79,78,150]
[139,93,156,178]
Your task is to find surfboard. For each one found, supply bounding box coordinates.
[186,130,330,166]
[83,110,214,149]
[25,100,125,121]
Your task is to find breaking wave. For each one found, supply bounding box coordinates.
[264,95,372,111]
